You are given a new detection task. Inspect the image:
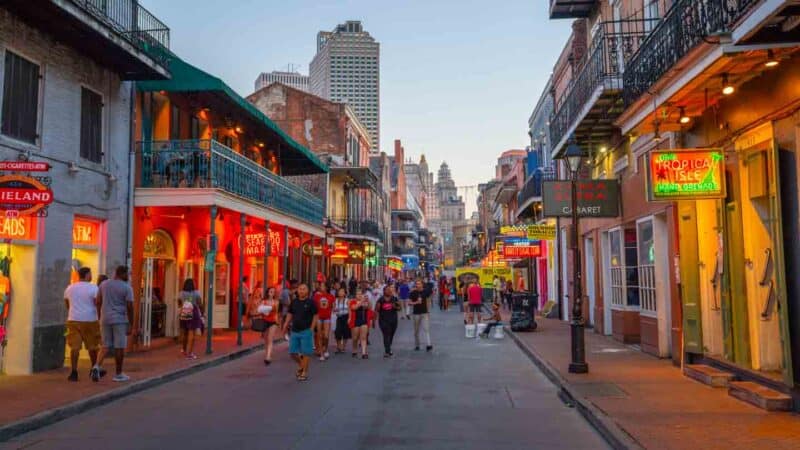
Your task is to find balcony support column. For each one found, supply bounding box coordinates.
[205,205,218,355]
[310,235,317,289]
[237,213,245,346]
[283,225,289,288]
[263,220,271,294]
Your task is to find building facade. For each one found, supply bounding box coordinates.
[0,0,170,373]
[309,20,380,149]
[254,70,309,93]
[435,162,465,269]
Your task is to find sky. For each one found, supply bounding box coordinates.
[141,0,570,213]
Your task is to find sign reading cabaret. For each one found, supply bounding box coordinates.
[542,180,620,218]
[647,149,725,201]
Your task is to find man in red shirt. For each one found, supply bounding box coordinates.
[313,282,334,361]
[467,281,483,326]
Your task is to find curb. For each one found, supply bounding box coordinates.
[505,326,644,450]
[0,342,266,443]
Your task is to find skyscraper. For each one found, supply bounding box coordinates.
[254,70,309,93]
[309,20,380,149]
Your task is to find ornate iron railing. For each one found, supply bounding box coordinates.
[136,140,324,224]
[331,217,382,239]
[550,19,657,151]
[74,0,170,65]
[517,172,543,205]
[623,0,760,106]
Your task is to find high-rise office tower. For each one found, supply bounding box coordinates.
[254,70,309,93]
[309,20,380,149]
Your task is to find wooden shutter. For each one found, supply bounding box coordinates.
[80,88,103,163]
[1,51,40,143]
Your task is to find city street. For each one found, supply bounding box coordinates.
[3,310,607,450]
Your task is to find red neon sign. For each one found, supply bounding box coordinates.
[73,219,100,246]
[244,230,282,257]
[503,243,542,258]
[0,216,37,240]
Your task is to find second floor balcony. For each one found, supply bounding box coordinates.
[136,139,324,225]
[331,217,382,240]
[550,18,656,156]
[549,0,597,19]
[623,0,760,107]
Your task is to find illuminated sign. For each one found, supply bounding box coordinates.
[647,149,725,201]
[347,243,365,264]
[0,175,54,216]
[331,241,349,259]
[243,231,282,257]
[503,243,542,258]
[0,161,50,172]
[0,216,37,240]
[526,224,556,241]
[301,241,324,256]
[387,257,404,271]
[542,181,620,218]
[73,219,100,246]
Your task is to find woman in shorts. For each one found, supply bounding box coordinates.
[333,288,351,354]
[254,286,280,365]
[178,279,203,360]
[348,291,373,359]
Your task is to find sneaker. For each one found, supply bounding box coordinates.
[384,353,390,358]
[90,367,100,382]
[112,373,130,382]
[186,353,198,360]
[319,355,325,362]
[67,371,78,382]
[98,368,107,379]
[426,345,433,352]
[362,354,369,359]
[323,352,330,359]
[388,351,393,357]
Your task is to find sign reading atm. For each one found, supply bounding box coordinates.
[647,149,725,201]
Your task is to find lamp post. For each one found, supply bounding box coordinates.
[562,141,588,374]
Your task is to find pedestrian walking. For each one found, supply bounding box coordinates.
[253,286,279,365]
[177,279,204,360]
[348,276,358,297]
[467,281,483,326]
[409,280,433,352]
[458,280,466,315]
[279,279,297,338]
[93,265,134,383]
[375,285,401,357]
[348,291,373,359]
[282,283,317,382]
[492,275,501,304]
[64,267,102,382]
[332,287,351,353]
[504,280,514,311]
[313,282,334,361]
[398,278,411,319]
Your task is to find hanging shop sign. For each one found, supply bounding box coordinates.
[243,230,282,257]
[301,241,324,256]
[499,225,527,238]
[0,174,54,217]
[542,180,620,218]
[387,257,404,271]
[0,161,50,172]
[346,243,365,264]
[0,216,37,240]
[647,149,725,201]
[73,219,100,246]
[402,255,420,271]
[331,241,349,260]
[526,224,556,241]
[502,243,542,258]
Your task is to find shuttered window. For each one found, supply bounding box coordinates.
[80,88,103,163]
[2,51,40,144]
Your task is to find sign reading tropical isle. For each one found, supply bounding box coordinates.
[647,149,725,201]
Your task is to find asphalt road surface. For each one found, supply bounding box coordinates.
[5,308,608,450]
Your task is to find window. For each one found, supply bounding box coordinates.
[2,50,40,143]
[637,219,656,314]
[190,115,200,140]
[80,88,103,163]
[170,104,180,140]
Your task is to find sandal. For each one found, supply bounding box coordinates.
[297,375,308,382]
[362,354,369,359]
[352,352,357,358]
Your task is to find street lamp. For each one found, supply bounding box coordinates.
[562,140,588,374]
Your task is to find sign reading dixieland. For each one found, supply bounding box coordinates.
[0,174,54,217]
[647,149,725,201]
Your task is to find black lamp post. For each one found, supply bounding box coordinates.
[563,141,588,374]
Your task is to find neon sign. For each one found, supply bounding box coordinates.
[73,219,100,246]
[648,149,725,201]
[503,243,542,258]
[243,231,282,257]
[0,216,36,240]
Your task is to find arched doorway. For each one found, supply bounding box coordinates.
[142,229,178,347]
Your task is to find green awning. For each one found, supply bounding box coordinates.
[136,55,327,175]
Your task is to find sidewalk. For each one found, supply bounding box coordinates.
[502,312,800,450]
[0,331,270,439]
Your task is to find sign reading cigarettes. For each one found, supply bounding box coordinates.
[647,149,725,201]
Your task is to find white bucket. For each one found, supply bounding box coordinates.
[491,325,505,339]
[465,324,477,338]
[476,323,488,336]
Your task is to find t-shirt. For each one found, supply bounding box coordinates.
[409,290,428,315]
[493,279,501,292]
[99,279,134,325]
[376,296,400,321]
[313,291,334,320]
[468,284,483,305]
[179,291,202,320]
[366,289,381,308]
[279,288,291,307]
[398,283,410,300]
[64,281,99,322]
[288,297,317,332]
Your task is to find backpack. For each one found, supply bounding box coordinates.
[179,297,195,321]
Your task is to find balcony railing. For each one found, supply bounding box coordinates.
[75,0,170,65]
[550,19,656,151]
[623,0,759,107]
[136,140,324,225]
[517,172,543,206]
[332,217,382,239]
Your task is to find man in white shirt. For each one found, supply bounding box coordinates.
[64,267,103,382]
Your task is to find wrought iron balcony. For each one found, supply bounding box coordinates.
[550,19,656,154]
[623,0,759,107]
[549,0,598,19]
[136,140,324,224]
[77,0,170,59]
[331,217,382,240]
[517,172,543,206]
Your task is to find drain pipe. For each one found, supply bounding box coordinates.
[125,82,136,270]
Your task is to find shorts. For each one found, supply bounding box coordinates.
[101,323,129,349]
[469,304,482,313]
[318,318,331,324]
[66,321,101,351]
[288,328,314,355]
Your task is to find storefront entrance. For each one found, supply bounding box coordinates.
[0,234,37,375]
[66,218,104,362]
[141,230,177,347]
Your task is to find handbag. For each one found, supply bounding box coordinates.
[251,317,268,332]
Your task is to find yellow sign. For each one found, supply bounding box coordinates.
[526,224,556,241]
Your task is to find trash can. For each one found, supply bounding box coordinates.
[151,303,167,338]
[510,293,538,332]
